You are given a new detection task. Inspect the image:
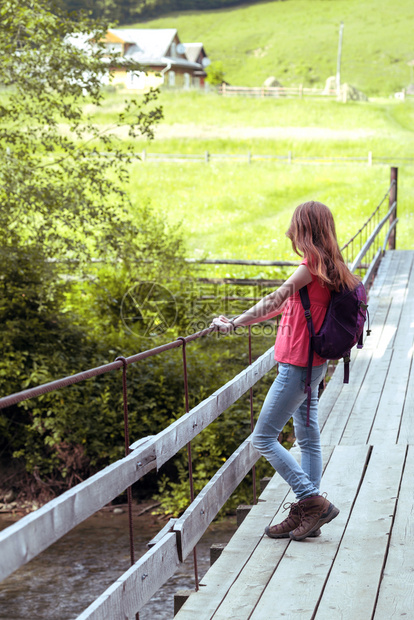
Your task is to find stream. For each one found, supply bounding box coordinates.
[0,507,237,620]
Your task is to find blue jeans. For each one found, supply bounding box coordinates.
[251,361,328,500]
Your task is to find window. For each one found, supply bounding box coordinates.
[184,73,190,89]
[168,71,175,87]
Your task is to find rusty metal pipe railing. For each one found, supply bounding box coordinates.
[0,328,215,411]
[341,177,396,256]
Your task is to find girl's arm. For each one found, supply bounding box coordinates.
[211,264,312,332]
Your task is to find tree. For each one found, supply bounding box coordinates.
[57,0,144,22]
[0,0,165,267]
[0,0,189,497]
[205,61,226,86]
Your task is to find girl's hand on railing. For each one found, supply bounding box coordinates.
[210,315,234,333]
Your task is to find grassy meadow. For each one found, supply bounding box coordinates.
[88,92,414,267]
[129,0,414,95]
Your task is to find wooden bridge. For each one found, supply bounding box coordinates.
[1,169,411,619]
[174,248,414,619]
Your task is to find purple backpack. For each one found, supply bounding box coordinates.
[299,282,369,425]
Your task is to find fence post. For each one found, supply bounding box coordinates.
[388,167,398,250]
[368,151,372,166]
[205,150,210,164]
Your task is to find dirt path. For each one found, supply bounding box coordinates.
[153,123,376,141]
[68,122,377,142]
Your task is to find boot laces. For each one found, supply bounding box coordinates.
[280,501,300,528]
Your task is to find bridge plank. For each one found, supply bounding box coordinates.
[339,347,392,445]
[398,358,414,444]
[175,447,335,620]
[314,444,406,620]
[394,253,414,444]
[373,445,414,619]
[320,348,378,446]
[321,250,405,446]
[318,251,398,435]
[362,251,413,444]
[248,445,370,620]
[173,478,292,619]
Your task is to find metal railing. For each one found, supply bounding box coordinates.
[342,167,398,288]
[0,168,399,619]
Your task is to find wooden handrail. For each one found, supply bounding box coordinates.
[77,438,260,620]
[0,346,275,583]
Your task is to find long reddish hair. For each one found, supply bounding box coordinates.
[286,201,360,291]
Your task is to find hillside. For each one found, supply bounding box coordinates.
[131,0,414,95]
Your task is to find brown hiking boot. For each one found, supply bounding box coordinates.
[265,502,321,539]
[289,494,339,541]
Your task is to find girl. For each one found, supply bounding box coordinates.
[211,201,360,541]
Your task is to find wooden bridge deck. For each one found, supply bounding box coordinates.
[175,250,414,620]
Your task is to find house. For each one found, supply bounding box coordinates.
[183,43,211,86]
[102,29,210,90]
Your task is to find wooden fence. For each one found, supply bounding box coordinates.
[139,150,413,166]
[0,169,399,619]
[218,84,337,99]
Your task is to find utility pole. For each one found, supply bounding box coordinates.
[336,22,344,100]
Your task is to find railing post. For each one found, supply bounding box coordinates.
[248,326,257,505]
[115,356,139,620]
[177,336,199,592]
[388,167,398,250]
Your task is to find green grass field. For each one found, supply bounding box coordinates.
[98,92,414,263]
[127,160,413,262]
[129,0,414,95]
[92,91,414,160]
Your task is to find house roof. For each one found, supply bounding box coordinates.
[108,29,177,59]
[108,28,202,71]
[183,43,205,63]
[104,31,125,44]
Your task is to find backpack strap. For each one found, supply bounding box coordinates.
[343,351,350,383]
[299,286,315,427]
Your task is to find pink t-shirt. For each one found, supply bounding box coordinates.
[274,259,331,366]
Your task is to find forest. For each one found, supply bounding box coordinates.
[57,0,264,22]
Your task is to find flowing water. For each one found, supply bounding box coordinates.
[0,508,237,620]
